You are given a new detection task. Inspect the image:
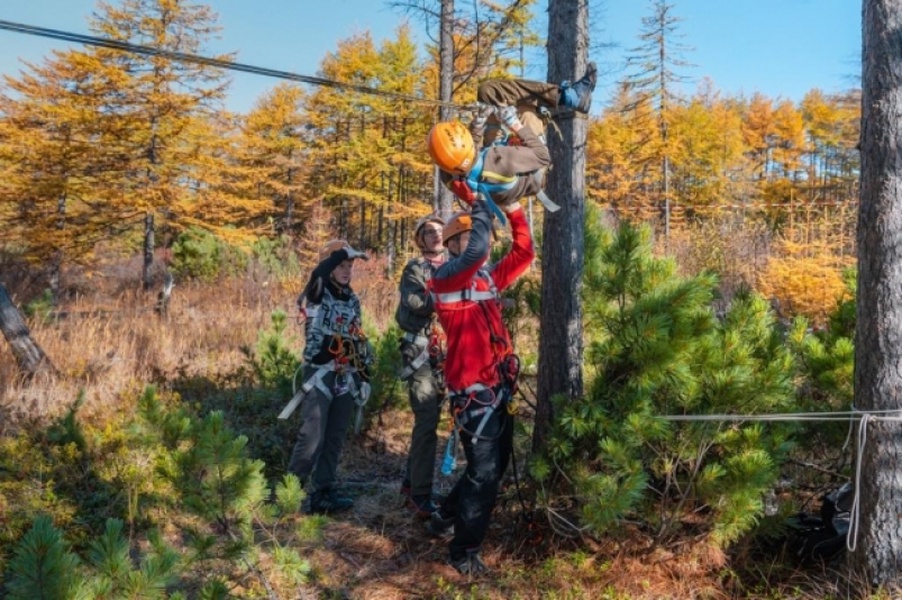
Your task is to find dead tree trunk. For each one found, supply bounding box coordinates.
[534,0,590,451]
[435,0,455,219]
[853,0,902,586]
[142,211,155,291]
[0,282,54,377]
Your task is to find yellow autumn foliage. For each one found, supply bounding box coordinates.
[757,240,852,326]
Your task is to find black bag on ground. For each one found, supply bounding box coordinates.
[785,482,853,563]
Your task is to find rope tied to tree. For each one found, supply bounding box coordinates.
[658,406,902,553]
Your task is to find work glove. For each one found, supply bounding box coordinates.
[497,105,522,131]
[499,199,522,214]
[450,178,477,205]
[471,104,495,130]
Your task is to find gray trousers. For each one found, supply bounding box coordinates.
[287,368,358,492]
[401,340,443,497]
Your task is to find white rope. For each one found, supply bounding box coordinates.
[847,412,870,552]
[658,407,902,553]
[658,409,902,422]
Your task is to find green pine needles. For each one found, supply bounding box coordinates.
[5,516,178,600]
[1,387,321,597]
[537,214,799,548]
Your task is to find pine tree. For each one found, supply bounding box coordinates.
[80,519,179,599]
[5,515,83,600]
[175,411,269,534]
[535,210,798,547]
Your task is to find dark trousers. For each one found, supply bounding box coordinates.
[439,392,514,560]
[287,369,358,492]
[402,340,443,496]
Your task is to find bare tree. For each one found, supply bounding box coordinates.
[622,0,694,246]
[436,0,455,218]
[853,0,902,586]
[0,283,54,377]
[533,0,590,451]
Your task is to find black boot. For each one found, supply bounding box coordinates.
[306,488,353,514]
[407,494,438,518]
[450,550,491,576]
[425,508,454,536]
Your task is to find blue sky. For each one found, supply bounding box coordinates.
[0,0,860,114]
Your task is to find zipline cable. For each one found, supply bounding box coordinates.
[0,19,464,111]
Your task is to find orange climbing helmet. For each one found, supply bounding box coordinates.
[427,121,476,176]
[442,211,473,246]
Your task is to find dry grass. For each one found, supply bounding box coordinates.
[0,254,890,599]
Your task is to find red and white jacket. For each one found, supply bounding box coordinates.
[429,200,534,392]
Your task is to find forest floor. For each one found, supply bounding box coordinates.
[0,273,879,599]
[278,404,855,600]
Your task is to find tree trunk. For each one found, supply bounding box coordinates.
[534,0,590,452]
[435,0,455,219]
[854,0,902,585]
[0,282,54,377]
[143,211,155,291]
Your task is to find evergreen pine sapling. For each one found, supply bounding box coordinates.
[538,216,798,548]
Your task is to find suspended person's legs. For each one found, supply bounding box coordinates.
[477,79,558,144]
[476,64,598,144]
[558,62,598,113]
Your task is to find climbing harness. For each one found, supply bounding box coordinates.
[279,299,371,423]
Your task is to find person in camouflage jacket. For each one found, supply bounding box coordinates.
[396,213,448,517]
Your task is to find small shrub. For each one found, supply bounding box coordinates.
[23,288,55,323]
[244,310,302,395]
[251,235,301,280]
[171,227,248,282]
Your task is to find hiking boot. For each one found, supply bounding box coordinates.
[559,62,597,113]
[306,488,353,515]
[425,509,455,537]
[407,494,438,519]
[450,551,491,577]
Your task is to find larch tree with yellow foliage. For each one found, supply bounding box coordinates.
[228,84,309,236]
[0,47,125,298]
[86,0,235,289]
[302,27,432,254]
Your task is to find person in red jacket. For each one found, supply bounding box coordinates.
[425,197,534,576]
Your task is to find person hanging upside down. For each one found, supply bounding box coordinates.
[426,63,597,215]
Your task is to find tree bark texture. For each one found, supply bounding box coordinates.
[855,0,902,585]
[0,282,53,377]
[435,0,456,219]
[534,0,589,451]
[143,211,155,291]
